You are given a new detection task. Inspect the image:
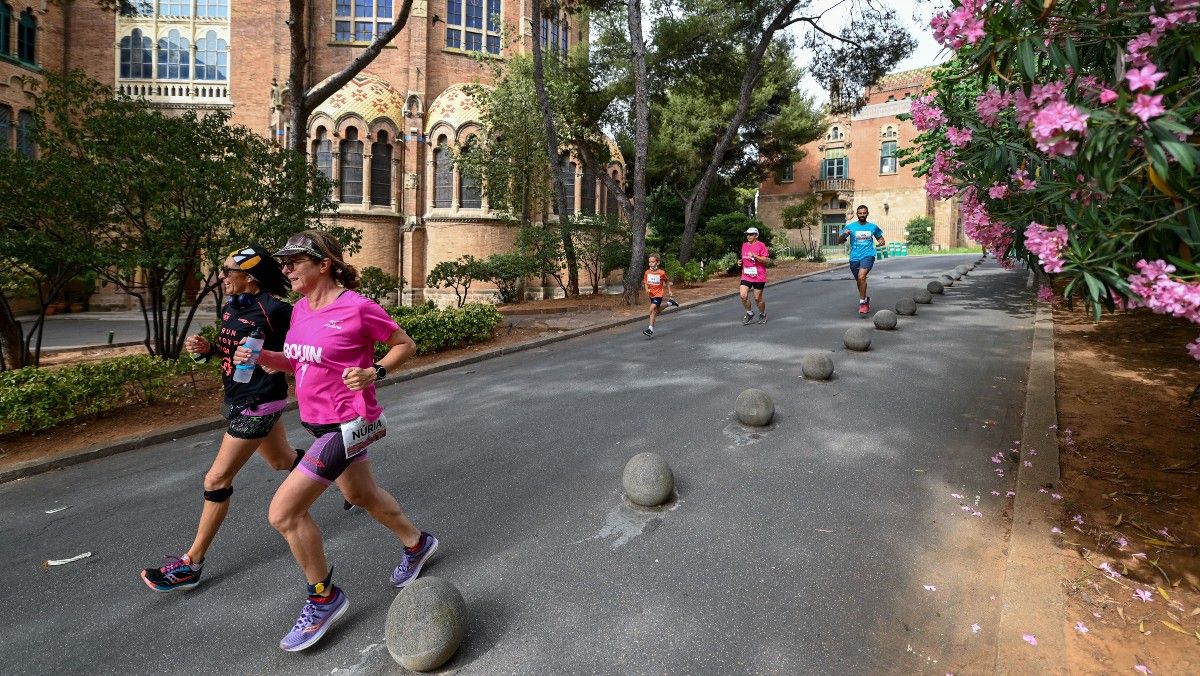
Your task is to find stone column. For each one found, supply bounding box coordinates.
[363,151,374,207]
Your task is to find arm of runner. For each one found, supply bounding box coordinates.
[838,228,850,244]
[235,343,293,373]
[184,334,211,356]
[342,328,417,391]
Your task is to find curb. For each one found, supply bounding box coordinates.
[0,265,845,484]
[994,305,1067,674]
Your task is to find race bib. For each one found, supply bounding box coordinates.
[743,266,758,276]
[855,231,873,240]
[647,273,662,284]
[340,414,387,459]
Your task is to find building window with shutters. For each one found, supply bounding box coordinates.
[880,140,898,175]
[371,131,393,206]
[778,164,794,183]
[821,148,847,179]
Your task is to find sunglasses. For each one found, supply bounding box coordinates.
[279,257,316,270]
[219,266,246,275]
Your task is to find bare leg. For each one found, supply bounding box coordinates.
[739,285,752,311]
[336,461,421,548]
[754,289,766,315]
[269,470,332,586]
[857,270,869,299]
[185,430,276,563]
[649,303,661,328]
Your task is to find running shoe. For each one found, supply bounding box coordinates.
[141,554,203,592]
[858,301,868,316]
[864,296,871,313]
[666,298,679,308]
[642,328,654,337]
[757,313,768,324]
[742,311,755,325]
[391,532,440,588]
[343,499,353,511]
[279,587,349,652]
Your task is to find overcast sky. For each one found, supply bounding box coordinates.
[791,0,950,104]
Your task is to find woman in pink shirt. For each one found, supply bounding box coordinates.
[739,227,771,325]
[237,230,438,652]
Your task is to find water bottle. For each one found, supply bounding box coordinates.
[233,329,264,383]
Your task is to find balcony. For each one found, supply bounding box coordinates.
[810,178,855,194]
[117,80,231,108]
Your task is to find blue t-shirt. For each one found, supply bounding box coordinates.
[843,221,884,261]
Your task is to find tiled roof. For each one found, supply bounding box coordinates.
[425,83,484,135]
[313,72,406,125]
[871,66,936,92]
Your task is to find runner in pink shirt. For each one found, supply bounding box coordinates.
[238,230,438,652]
[739,227,771,325]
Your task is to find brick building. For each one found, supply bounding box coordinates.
[757,67,965,251]
[11,1,624,307]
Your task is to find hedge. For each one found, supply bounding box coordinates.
[0,355,202,433]
[378,302,502,357]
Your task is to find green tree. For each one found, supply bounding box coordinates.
[704,212,773,254]
[359,266,404,305]
[483,253,538,303]
[426,256,488,308]
[904,216,933,248]
[574,215,631,294]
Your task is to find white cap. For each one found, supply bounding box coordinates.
[745,227,760,234]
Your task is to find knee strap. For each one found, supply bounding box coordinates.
[203,485,233,503]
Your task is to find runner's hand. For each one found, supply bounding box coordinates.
[232,341,252,365]
[342,367,375,391]
[184,335,209,354]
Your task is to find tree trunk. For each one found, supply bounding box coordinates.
[530,0,579,296]
[678,1,801,264]
[287,0,416,154]
[0,293,30,370]
[621,0,651,305]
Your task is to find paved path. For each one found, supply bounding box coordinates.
[18,312,154,349]
[0,255,1035,674]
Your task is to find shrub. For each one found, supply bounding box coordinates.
[483,253,537,303]
[380,303,502,357]
[703,212,774,253]
[905,216,934,247]
[0,355,199,433]
[359,266,404,305]
[426,256,489,308]
[662,256,709,285]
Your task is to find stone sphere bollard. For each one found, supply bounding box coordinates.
[914,289,933,304]
[623,452,674,507]
[895,298,917,316]
[385,577,466,672]
[844,327,871,351]
[801,353,835,381]
[955,265,969,276]
[735,388,774,426]
[873,309,898,330]
[939,275,955,287]
[926,280,945,294]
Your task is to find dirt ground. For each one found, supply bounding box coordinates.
[1053,306,1200,674]
[0,260,829,471]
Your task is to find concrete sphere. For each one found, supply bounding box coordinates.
[735,388,775,426]
[801,353,835,381]
[895,298,917,316]
[385,577,466,672]
[844,327,872,351]
[926,280,945,294]
[939,275,955,287]
[914,289,933,304]
[623,452,674,507]
[955,265,969,276]
[873,309,898,330]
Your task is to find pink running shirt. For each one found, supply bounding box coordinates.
[283,290,399,424]
[740,241,770,283]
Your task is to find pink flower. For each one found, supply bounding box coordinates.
[1126,65,1166,92]
[1187,337,1200,361]
[1135,664,1152,675]
[988,183,1009,199]
[1129,94,1166,122]
[1022,633,1038,646]
[1051,527,1063,534]
[1030,100,1089,156]
[947,126,974,148]
[1024,222,1070,273]
[1038,286,1056,303]
[911,95,948,132]
[971,623,982,633]
[976,86,1013,126]
[1099,89,1118,104]
[1074,621,1088,634]
[1072,514,1084,525]
[1134,588,1153,602]
[1010,168,1037,191]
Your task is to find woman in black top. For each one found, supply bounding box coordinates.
[140,246,296,592]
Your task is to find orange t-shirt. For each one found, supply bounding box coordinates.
[644,268,667,298]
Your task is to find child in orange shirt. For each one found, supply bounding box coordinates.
[642,255,677,337]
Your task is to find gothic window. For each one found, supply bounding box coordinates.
[580,166,596,215]
[0,106,11,152]
[340,127,364,204]
[821,148,847,179]
[195,31,228,81]
[335,0,392,43]
[157,29,191,80]
[433,136,453,208]
[120,29,154,79]
[197,1,229,18]
[880,140,897,175]
[16,110,34,158]
[828,126,841,141]
[0,4,11,57]
[882,125,897,139]
[446,0,500,54]
[17,8,35,64]
[159,0,191,17]
[313,127,333,187]
[371,131,393,206]
[604,170,620,216]
[558,155,575,214]
[459,136,482,209]
[541,7,569,57]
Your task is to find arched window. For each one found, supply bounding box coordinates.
[459,137,482,208]
[883,125,897,139]
[195,31,228,81]
[157,29,190,80]
[557,156,575,214]
[16,110,35,158]
[0,106,11,152]
[580,166,596,216]
[371,131,393,206]
[312,127,333,185]
[197,1,229,18]
[828,126,841,141]
[605,170,620,216]
[340,127,364,204]
[433,136,453,208]
[159,1,191,17]
[17,8,36,64]
[120,29,153,79]
[0,4,11,57]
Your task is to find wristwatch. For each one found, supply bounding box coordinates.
[372,363,387,381]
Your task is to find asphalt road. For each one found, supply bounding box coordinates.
[20,313,157,349]
[0,254,1035,675]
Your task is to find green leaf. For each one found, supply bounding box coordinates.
[1018,40,1038,80]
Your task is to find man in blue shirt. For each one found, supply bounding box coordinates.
[838,205,886,315]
